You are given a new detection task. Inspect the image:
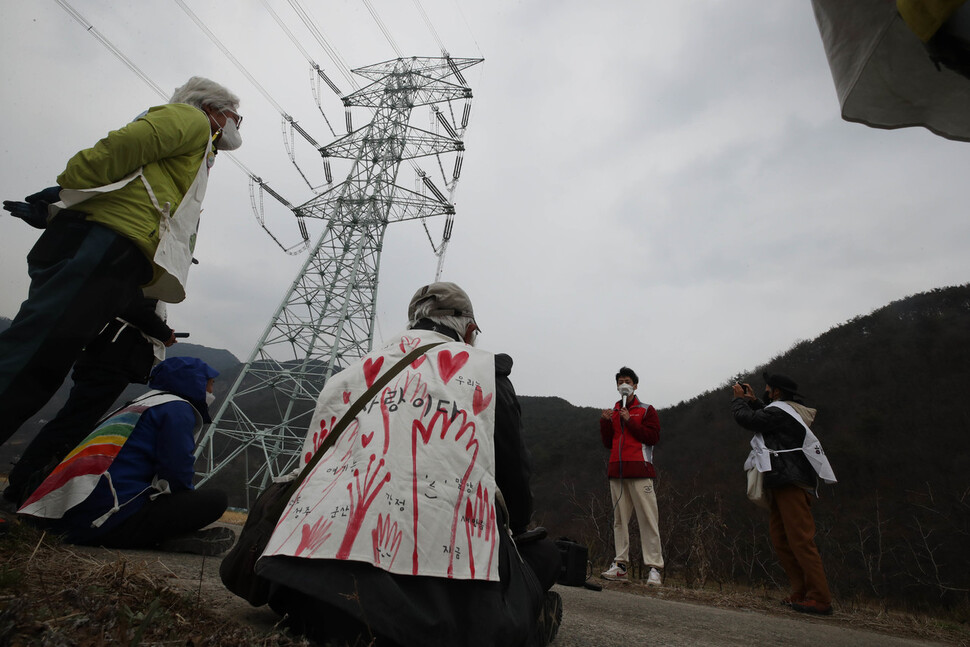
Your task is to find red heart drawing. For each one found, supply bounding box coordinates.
[399,336,420,353]
[361,431,374,448]
[411,355,426,369]
[363,356,384,387]
[437,350,469,384]
[342,391,351,404]
[473,386,493,415]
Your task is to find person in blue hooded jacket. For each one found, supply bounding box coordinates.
[18,356,234,556]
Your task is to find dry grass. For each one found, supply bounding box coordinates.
[219,508,249,526]
[0,520,309,647]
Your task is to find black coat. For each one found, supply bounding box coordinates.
[731,398,818,490]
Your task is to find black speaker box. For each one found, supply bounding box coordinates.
[554,538,588,587]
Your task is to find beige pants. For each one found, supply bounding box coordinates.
[610,478,664,569]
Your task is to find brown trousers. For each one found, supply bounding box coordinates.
[769,485,832,604]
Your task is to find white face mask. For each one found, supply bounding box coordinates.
[215,115,242,151]
[617,383,634,398]
[205,391,216,406]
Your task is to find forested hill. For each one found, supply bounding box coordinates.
[523,283,970,612]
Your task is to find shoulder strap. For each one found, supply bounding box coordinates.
[766,401,811,434]
[281,341,445,501]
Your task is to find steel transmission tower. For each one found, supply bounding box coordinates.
[194,56,483,505]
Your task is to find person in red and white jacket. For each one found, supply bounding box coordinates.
[598,366,664,585]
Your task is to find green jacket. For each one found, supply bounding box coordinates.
[56,103,212,288]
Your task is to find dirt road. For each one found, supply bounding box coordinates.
[552,585,948,647]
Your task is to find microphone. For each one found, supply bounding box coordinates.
[621,394,627,410]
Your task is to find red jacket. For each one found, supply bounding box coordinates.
[599,395,660,478]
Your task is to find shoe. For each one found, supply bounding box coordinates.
[600,562,627,581]
[157,526,236,556]
[781,593,805,607]
[535,590,562,645]
[646,567,662,587]
[791,598,833,616]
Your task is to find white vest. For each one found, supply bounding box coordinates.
[53,136,213,303]
[746,402,837,485]
[263,330,502,581]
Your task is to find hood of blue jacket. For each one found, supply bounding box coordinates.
[148,356,218,408]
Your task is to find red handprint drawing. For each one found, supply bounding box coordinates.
[336,454,392,559]
[463,482,497,579]
[372,512,403,569]
[410,407,479,576]
[306,415,337,464]
[398,370,430,413]
[296,516,333,556]
[270,418,361,545]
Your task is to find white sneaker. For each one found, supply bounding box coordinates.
[601,562,628,581]
[646,567,662,587]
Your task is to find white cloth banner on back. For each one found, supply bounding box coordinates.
[262,330,502,582]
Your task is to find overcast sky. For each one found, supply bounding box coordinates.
[1,1,967,410]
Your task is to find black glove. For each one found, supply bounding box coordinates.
[3,200,48,229]
[25,186,62,205]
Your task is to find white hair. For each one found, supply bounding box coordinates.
[407,301,476,342]
[169,76,240,111]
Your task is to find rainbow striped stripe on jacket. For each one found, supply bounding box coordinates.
[19,393,182,520]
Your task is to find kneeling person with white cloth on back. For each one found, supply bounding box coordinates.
[17,357,234,556]
[253,282,563,647]
[732,372,837,616]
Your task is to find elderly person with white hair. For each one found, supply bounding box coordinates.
[0,77,241,506]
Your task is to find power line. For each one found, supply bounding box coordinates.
[261,0,315,65]
[260,0,339,138]
[286,0,358,91]
[174,0,287,116]
[174,0,332,192]
[412,0,447,56]
[362,0,403,58]
[53,0,168,100]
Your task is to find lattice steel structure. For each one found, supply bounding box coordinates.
[194,56,482,505]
